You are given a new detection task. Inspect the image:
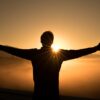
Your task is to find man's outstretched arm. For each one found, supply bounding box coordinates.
[62,43,100,60]
[0,45,33,60]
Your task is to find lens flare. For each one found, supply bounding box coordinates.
[52,44,60,52]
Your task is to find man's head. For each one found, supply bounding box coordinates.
[41,31,54,47]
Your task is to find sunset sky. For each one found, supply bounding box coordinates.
[0,0,100,99]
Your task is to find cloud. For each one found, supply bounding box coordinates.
[0,51,32,69]
[0,51,33,91]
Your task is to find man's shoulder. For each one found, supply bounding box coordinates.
[59,49,70,52]
[29,48,38,52]
[29,48,43,53]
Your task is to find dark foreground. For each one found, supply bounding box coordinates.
[0,88,99,100]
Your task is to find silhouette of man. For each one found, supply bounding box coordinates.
[0,31,100,99]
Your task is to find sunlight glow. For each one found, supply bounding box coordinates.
[52,44,60,52]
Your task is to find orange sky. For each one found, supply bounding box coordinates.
[0,0,100,99]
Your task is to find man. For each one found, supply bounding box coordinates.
[0,31,100,99]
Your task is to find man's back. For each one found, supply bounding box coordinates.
[32,47,63,96]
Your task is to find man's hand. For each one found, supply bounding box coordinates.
[96,43,100,50]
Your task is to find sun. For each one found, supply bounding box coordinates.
[51,44,60,52]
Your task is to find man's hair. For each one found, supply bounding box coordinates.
[41,31,54,47]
